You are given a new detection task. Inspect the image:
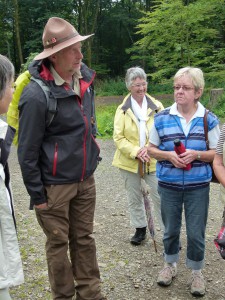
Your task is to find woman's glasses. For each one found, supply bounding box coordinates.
[131,82,148,88]
[173,85,194,92]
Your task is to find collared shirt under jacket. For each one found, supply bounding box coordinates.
[18,60,100,208]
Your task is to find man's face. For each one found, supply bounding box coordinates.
[51,42,83,77]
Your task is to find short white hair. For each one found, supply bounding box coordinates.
[174,66,205,91]
[125,67,147,89]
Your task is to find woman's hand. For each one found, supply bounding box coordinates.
[168,151,187,168]
[179,149,198,165]
[148,143,193,168]
[137,147,150,162]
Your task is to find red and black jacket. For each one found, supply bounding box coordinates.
[18,60,100,208]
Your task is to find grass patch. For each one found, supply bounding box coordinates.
[95,78,174,97]
[96,104,118,138]
[95,78,127,96]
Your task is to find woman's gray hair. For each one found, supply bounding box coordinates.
[125,67,147,89]
[0,54,14,100]
[174,66,205,91]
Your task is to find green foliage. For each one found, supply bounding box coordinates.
[19,52,39,74]
[96,104,118,138]
[92,63,111,78]
[1,0,225,82]
[149,82,173,95]
[95,77,174,97]
[95,78,127,96]
[205,93,225,121]
[93,0,145,76]
[205,70,225,88]
[129,0,225,83]
[157,97,174,109]
[17,0,76,58]
[0,0,14,59]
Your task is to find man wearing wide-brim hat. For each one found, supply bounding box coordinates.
[17,17,105,300]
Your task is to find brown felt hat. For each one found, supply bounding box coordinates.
[34,17,94,60]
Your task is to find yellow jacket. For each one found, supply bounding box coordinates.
[112,93,164,173]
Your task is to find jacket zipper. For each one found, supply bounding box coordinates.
[81,105,88,181]
[53,142,58,176]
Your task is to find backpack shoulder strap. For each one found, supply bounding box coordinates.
[203,109,209,150]
[30,77,57,127]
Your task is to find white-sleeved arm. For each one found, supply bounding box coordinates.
[208,124,220,149]
[149,123,161,146]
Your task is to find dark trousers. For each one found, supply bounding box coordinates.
[35,175,102,300]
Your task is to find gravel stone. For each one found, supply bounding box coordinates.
[9,139,225,300]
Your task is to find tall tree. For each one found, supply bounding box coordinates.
[13,0,23,66]
[74,0,100,67]
[94,0,145,76]
[129,0,225,82]
[0,0,14,59]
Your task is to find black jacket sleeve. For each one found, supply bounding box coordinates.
[18,82,47,207]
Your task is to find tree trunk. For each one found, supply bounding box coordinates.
[13,0,23,66]
[82,0,100,67]
[210,88,224,105]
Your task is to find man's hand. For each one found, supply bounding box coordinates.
[35,203,48,209]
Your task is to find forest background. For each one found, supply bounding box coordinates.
[1,0,225,136]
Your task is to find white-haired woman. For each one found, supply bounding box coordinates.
[112,67,164,246]
[148,67,220,296]
[0,54,24,300]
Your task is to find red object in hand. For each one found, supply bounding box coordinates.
[174,139,191,170]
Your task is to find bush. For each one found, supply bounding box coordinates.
[95,77,174,97]
[95,78,127,96]
[96,104,118,138]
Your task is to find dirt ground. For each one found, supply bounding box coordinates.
[8,137,225,300]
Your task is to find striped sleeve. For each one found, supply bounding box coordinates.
[216,123,225,155]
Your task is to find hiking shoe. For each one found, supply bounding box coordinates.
[189,272,206,296]
[130,227,146,245]
[157,263,177,286]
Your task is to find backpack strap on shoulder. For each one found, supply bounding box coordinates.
[31,77,57,127]
[203,109,209,150]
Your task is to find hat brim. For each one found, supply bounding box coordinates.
[34,33,94,60]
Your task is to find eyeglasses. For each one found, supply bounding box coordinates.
[131,82,148,88]
[173,85,194,92]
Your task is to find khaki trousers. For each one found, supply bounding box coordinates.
[120,169,164,232]
[35,175,102,300]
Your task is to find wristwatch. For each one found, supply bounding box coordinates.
[197,152,201,160]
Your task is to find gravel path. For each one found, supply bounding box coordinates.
[9,139,225,300]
